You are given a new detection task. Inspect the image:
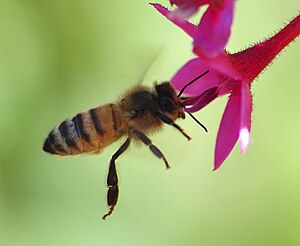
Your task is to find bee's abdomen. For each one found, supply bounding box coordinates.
[43,104,124,155]
[43,116,84,155]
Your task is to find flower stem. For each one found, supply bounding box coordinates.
[230,14,300,82]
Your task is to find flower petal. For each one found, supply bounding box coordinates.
[170,0,209,19]
[239,81,252,153]
[184,87,219,112]
[171,5,199,20]
[170,0,208,6]
[193,0,235,57]
[150,3,196,38]
[197,53,240,79]
[171,56,240,97]
[214,89,240,170]
[171,58,220,96]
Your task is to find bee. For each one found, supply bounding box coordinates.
[43,71,209,220]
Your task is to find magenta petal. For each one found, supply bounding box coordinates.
[184,87,219,112]
[214,90,241,170]
[170,0,209,19]
[171,5,199,20]
[203,53,240,79]
[193,0,235,57]
[191,52,241,80]
[171,58,222,96]
[150,3,197,38]
[171,56,240,96]
[170,0,208,6]
[239,81,252,153]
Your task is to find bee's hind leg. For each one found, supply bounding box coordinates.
[102,138,130,220]
[132,129,170,169]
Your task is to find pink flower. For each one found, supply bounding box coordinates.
[153,0,235,57]
[152,4,300,169]
[168,0,209,20]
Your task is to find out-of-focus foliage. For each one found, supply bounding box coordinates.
[0,1,299,245]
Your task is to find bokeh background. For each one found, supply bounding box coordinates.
[0,0,299,245]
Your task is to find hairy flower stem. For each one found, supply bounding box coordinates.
[230,14,300,83]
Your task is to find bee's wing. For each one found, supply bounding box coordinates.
[136,48,165,85]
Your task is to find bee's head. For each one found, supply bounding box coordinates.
[155,71,210,132]
[155,82,185,120]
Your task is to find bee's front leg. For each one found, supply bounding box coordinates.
[132,129,170,169]
[156,112,192,141]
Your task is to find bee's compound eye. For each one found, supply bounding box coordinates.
[159,97,175,113]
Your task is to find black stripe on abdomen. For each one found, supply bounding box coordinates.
[90,108,105,136]
[74,113,90,142]
[47,130,67,154]
[110,104,118,131]
[59,120,79,149]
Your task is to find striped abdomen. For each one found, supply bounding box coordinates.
[43,104,125,155]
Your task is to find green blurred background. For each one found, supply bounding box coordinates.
[0,0,299,245]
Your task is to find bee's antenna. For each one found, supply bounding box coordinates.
[179,102,208,133]
[177,70,209,97]
[188,112,208,133]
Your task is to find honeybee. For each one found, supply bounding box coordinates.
[43,71,209,220]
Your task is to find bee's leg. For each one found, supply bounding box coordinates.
[156,112,191,141]
[132,129,170,169]
[102,138,130,220]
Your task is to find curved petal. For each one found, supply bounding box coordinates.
[150,3,197,38]
[193,0,235,57]
[184,87,219,112]
[170,0,209,19]
[214,89,241,170]
[170,0,208,6]
[171,58,221,96]
[171,56,240,96]
[171,5,199,20]
[239,81,252,153]
[196,53,240,79]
